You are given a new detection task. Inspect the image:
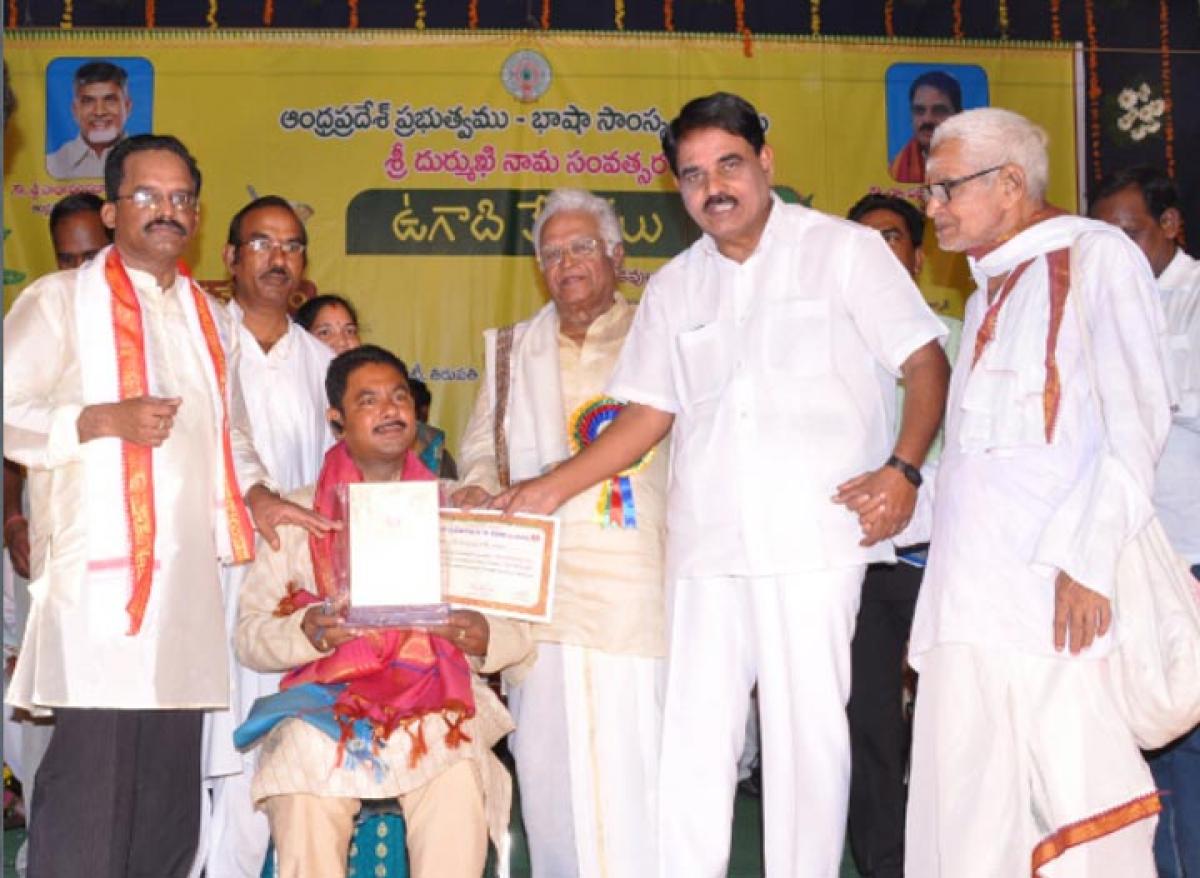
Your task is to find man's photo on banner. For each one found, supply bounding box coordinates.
[885,62,989,184]
[45,56,154,180]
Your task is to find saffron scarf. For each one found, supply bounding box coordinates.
[279,441,475,766]
[100,247,254,634]
[968,208,1072,444]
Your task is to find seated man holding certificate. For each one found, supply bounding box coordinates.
[232,345,526,878]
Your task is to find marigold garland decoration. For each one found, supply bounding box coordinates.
[467,0,478,28]
[206,0,218,29]
[60,0,73,28]
[347,0,358,28]
[540,0,549,30]
[952,0,963,38]
[734,0,753,57]
[145,0,155,27]
[663,0,674,31]
[883,0,895,37]
[263,0,273,25]
[1049,0,1062,41]
[414,0,426,29]
[1158,0,1176,178]
[809,0,820,35]
[997,0,1009,38]
[614,0,624,29]
[1084,0,1102,182]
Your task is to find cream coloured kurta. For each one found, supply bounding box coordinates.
[608,196,948,577]
[911,216,1171,662]
[3,253,268,710]
[458,295,668,658]
[1153,248,1200,563]
[234,486,518,847]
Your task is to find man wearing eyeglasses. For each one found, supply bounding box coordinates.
[3,134,335,877]
[904,108,1170,876]
[454,187,670,878]
[495,94,951,877]
[190,196,335,878]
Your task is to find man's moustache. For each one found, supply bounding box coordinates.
[374,419,409,431]
[260,268,292,281]
[143,219,187,235]
[919,123,938,134]
[704,194,738,210]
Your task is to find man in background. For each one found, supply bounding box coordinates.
[193,195,334,878]
[844,192,962,878]
[1091,165,1200,878]
[49,191,111,269]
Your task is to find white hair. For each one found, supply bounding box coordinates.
[532,188,623,261]
[931,107,1050,201]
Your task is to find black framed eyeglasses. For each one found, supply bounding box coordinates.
[920,165,1004,204]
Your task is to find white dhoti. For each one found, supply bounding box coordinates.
[507,641,663,878]
[906,644,1159,878]
[657,567,864,878]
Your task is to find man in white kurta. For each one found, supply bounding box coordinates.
[907,109,1171,877]
[1091,165,1200,878]
[195,196,335,878]
[497,95,950,877]
[3,135,328,878]
[454,188,668,878]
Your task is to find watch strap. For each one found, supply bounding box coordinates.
[886,454,922,488]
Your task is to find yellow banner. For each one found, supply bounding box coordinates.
[3,30,1078,447]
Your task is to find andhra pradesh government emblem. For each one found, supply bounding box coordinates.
[501,50,552,102]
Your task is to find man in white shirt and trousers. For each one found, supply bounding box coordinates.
[496,92,951,877]
[191,195,335,877]
[1090,164,1200,878]
[905,108,1172,877]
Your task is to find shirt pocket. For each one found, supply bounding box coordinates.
[765,298,832,377]
[675,322,727,409]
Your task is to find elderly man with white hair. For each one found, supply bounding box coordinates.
[906,107,1172,876]
[453,188,669,877]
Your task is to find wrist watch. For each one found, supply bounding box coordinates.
[885,454,922,488]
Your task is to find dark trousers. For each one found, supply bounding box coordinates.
[27,707,203,878]
[846,559,923,878]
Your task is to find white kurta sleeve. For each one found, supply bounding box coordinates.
[235,524,326,672]
[222,322,274,495]
[1032,232,1172,597]
[606,274,683,414]
[3,277,87,470]
[457,378,503,495]
[839,229,948,375]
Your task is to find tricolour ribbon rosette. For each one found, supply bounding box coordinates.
[568,396,655,528]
